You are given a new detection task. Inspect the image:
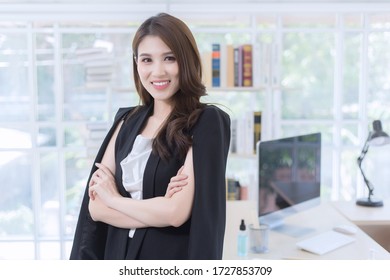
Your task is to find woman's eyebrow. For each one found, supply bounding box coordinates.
[138,51,174,57]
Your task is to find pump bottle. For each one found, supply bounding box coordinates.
[237,219,248,257]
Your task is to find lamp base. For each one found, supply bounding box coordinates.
[356,197,383,207]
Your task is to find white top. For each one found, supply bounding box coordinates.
[120,134,153,237]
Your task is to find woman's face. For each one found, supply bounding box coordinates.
[136,35,180,105]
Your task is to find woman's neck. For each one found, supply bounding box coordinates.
[141,101,172,139]
[153,101,173,121]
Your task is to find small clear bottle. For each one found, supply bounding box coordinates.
[237,219,248,257]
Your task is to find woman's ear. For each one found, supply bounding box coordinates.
[133,55,138,64]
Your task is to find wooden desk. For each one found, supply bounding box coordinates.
[332,198,390,252]
[223,200,390,260]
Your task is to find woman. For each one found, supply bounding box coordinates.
[70,13,230,260]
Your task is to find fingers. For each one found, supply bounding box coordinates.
[89,163,112,187]
[165,186,183,198]
[95,163,114,178]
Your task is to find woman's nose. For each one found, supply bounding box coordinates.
[152,61,166,76]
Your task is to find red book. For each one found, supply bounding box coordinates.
[242,44,253,87]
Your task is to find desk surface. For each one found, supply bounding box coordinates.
[332,198,390,226]
[223,200,390,260]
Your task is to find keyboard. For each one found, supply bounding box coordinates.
[296,230,356,255]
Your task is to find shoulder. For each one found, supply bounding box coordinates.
[198,105,230,122]
[114,105,149,122]
[197,105,230,127]
[114,106,136,121]
[193,105,231,135]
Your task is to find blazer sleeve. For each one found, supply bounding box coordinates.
[69,107,133,260]
[188,105,231,259]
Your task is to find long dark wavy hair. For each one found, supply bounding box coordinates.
[130,13,207,160]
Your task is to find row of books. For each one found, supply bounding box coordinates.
[231,111,262,156]
[226,178,248,201]
[202,43,253,88]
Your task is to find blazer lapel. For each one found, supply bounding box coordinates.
[115,104,153,197]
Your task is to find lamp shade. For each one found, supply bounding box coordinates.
[369,120,390,146]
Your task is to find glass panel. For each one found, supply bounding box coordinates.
[0,127,32,149]
[39,242,61,260]
[111,90,139,117]
[370,13,390,29]
[40,152,60,237]
[36,33,54,62]
[202,90,265,121]
[65,151,91,237]
[38,126,56,147]
[62,33,133,121]
[282,14,335,28]
[343,14,363,28]
[65,241,74,260]
[280,123,333,145]
[362,145,390,199]
[183,14,251,28]
[0,242,34,259]
[0,152,33,237]
[63,63,107,121]
[281,32,334,119]
[37,65,55,121]
[340,148,359,200]
[256,14,277,29]
[0,67,30,121]
[59,20,143,28]
[64,124,88,147]
[0,22,28,28]
[343,33,361,119]
[257,33,275,86]
[320,146,333,199]
[367,32,390,120]
[341,123,359,146]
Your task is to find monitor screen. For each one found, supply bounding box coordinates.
[257,133,321,236]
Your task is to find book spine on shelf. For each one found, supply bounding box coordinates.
[226,44,235,88]
[201,51,212,88]
[242,44,253,87]
[253,111,262,154]
[237,45,243,87]
[212,43,221,87]
[234,47,240,87]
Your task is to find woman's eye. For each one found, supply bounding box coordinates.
[165,56,176,61]
[141,58,152,63]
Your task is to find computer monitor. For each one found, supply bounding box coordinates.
[257,132,321,237]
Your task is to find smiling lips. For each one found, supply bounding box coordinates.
[152,80,171,90]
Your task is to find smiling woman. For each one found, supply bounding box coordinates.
[70,13,231,260]
[135,36,180,107]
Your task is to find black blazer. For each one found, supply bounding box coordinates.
[70,104,230,259]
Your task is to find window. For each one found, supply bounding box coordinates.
[1,3,390,259]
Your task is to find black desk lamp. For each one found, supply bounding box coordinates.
[356,120,390,207]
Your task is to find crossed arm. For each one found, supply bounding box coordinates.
[88,120,194,229]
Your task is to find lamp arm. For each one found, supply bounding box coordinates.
[357,132,375,198]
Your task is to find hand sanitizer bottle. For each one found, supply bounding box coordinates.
[237,219,248,257]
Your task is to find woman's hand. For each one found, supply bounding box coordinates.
[165,166,188,198]
[89,162,121,207]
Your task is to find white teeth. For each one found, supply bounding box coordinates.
[153,81,169,86]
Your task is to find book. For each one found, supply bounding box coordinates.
[242,44,253,87]
[230,119,238,154]
[212,43,221,87]
[237,46,243,87]
[226,45,235,87]
[253,111,262,154]
[201,51,212,88]
[226,178,241,200]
